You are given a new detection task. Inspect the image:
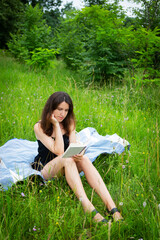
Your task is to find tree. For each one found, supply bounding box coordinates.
[133,0,160,30]
[0,0,24,48]
[20,0,62,9]
[131,27,160,79]
[8,5,54,64]
[43,2,76,34]
[57,5,128,82]
[84,0,106,6]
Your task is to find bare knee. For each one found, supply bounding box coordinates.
[63,157,75,168]
[81,155,92,165]
[76,155,92,171]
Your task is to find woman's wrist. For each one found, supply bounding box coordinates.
[53,122,60,127]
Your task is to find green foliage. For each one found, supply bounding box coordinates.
[20,0,64,34]
[21,0,62,9]
[0,0,25,48]
[55,3,160,84]
[57,5,128,82]
[84,0,106,7]
[26,47,59,69]
[131,27,160,81]
[133,0,160,30]
[7,4,54,68]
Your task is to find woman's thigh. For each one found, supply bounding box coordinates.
[76,155,90,173]
[41,156,65,180]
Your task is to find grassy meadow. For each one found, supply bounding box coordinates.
[0,53,160,240]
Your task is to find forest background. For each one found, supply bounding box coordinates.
[0,0,160,239]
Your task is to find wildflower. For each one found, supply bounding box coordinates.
[141,194,144,197]
[33,226,37,231]
[39,190,42,193]
[126,160,129,163]
[122,165,125,169]
[56,222,58,225]
[143,201,147,208]
[21,192,25,197]
[79,197,83,202]
[119,202,123,206]
[136,194,139,197]
[124,117,129,121]
[100,124,102,127]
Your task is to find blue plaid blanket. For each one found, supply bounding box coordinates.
[0,127,130,190]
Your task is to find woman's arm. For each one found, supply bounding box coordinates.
[34,119,64,156]
[69,122,77,144]
[69,125,85,162]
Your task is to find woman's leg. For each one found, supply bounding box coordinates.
[41,156,106,222]
[76,155,123,221]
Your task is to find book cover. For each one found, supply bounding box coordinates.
[62,143,86,158]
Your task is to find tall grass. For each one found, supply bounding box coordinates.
[0,53,160,240]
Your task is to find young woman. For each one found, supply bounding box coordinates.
[32,91,123,223]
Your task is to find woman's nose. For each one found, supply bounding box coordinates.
[61,110,65,116]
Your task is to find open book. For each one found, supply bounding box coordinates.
[62,143,86,158]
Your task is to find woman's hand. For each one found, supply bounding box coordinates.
[72,153,83,162]
[50,113,59,126]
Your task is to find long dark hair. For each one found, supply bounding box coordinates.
[40,92,75,136]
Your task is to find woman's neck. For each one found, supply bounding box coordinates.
[59,123,64,130]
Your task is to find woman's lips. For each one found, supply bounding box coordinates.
[58,116,63,120]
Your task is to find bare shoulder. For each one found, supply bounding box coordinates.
[34,122,42,134]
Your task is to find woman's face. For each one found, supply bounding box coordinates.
[53,101,69,122]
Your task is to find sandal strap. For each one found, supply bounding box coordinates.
[109,208,119,215]
[91,209,99,218]
[92,208,99,214]
[101,218,108,223]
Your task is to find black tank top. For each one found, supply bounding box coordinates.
[31,134,69,171]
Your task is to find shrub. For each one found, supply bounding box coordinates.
[7,5,54,68]
[131,27,160,81]
[57,6,128,82]
[26,48,59,69]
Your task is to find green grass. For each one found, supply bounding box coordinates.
[0,53,160,240]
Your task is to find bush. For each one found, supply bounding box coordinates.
[131,27,160,81]
[57,6,128,82]
[7,5,55,68]
[26,48,59,69]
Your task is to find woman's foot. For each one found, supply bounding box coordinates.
[112,211,123,222]
[108,208,123,222]
[92,209,109,223]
